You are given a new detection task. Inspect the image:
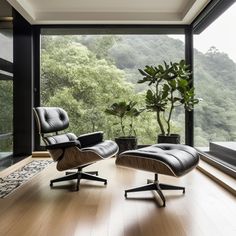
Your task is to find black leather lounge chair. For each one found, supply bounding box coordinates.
[116,144,199,206]
[33,107,119,191]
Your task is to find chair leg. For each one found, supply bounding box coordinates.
[124,173,185,207]
[159,183,185,193]
[125,183,166,207]
[66,171,98,176]
[76,173,82,191]
[65,171,76,175]
[50,172,78,186]
[124,183,157,197]
[156,185,166,207]
[81,172,107,185]
[85,171,98,176]
[50,169,107,190]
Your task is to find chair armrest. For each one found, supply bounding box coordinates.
[77,131,103,148]
[46,140,81,150]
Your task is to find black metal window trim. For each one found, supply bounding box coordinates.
[192,0,236,34]
[34,24,193,150]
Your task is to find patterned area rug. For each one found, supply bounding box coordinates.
[0,160,53,198]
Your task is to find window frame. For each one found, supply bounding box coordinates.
[34,25,193,150]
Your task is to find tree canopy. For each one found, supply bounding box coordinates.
[33,34,236,146]
[4,33,236,152]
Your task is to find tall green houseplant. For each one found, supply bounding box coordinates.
[138,60,199,141]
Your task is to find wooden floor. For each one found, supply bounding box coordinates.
[0,157,236,236]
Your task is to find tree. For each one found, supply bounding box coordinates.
[41,36,134,138]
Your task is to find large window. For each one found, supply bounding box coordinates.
[194,3,236,173]
[40,31,185,145]
[0,29,13,159]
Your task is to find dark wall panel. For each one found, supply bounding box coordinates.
[13,10,33,156]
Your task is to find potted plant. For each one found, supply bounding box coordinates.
[138,60,199,143]
[105,101,143,153]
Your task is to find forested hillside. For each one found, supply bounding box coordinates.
[4,33,236,150]
[194,46,236,145]
[38,34,236,146]
[36,35,236,146]
[79,35,236,146]
[40,36,158,144]
[79,35,185,92]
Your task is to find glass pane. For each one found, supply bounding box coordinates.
[40,33,185,145]
[0,29,13,62]
[0,135,13,158]
[0,28,13,159]
[194,2,236,179]
[0,80,13,158]
[0,80,13,133]
[194,3,236,150]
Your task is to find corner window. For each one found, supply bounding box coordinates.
[194,3,236,173]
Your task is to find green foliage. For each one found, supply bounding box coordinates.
[138,60,199,135]
[105,101,144,137]
[0,80,13,151]
[2,33,236,152]
[41,36,134,139]
[194,45,236,146]
[39,34,236,147]
[80,35,121,62]
[0,81,13,133]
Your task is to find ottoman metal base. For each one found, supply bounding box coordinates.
[124,173,185,207]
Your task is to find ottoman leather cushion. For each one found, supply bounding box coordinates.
[116,144,199,177]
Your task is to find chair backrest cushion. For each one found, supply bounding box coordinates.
[34,107,69,134]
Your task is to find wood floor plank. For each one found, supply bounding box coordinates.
[0,157,236,236]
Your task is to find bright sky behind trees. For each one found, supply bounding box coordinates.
[170,2,236,63]
[194,2,236,63]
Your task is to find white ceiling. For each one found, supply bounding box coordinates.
[6,0,210,25]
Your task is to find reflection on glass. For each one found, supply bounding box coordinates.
[0,30,13,62]
[0,29,13,159]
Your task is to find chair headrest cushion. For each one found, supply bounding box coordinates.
[34,107,69,133]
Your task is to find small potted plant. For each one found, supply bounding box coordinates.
[105,101,143,153]
[138,60,199,143]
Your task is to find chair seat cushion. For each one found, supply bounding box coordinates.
[116,144,199,177]
[82,140,119,159]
